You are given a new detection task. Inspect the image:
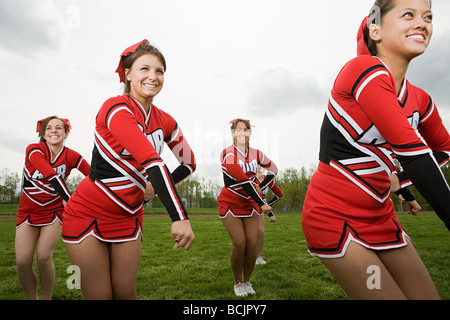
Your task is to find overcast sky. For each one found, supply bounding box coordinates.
[1,0,449,182]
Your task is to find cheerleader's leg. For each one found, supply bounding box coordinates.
[221,214,246,284]
[36,222,61,300]
[109,239,141,300]
[320,241,408,300]
[242,213,260,283]
[65,236,113,299]
[15,224,40,300]
[377,237,440,300]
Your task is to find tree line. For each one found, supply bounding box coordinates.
[1,164,449,212]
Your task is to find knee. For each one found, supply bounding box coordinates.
[258,228,264,239]
[15,255,33,272]
[113,288,137,300]
[112,278,137,300]
[36,251,53,269]
[246,238,258,251]
[232,239,246,254]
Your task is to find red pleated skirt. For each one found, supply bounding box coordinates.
[62,177,143,244]
[302,162,409,258]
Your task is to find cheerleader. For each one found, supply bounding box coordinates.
[62,40,196,299]
[255,166,283,265]
[15,116,90,299]
[302,0,450,299]
[218,119,278,297]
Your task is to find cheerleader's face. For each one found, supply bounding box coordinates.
[44,119,68,146]
[374,0,433,60]
[233,121,251,147]
[126,54,165,102]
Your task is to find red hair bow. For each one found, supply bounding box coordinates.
[357,16,371,56]
[36,117,72,133]
[115,39,149,83]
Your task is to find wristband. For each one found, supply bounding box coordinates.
[395,187,416,202]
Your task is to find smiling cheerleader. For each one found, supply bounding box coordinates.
[62,40,196,299]
[302,0,450,299]
[15,116,90,299]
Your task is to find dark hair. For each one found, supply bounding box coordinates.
[230,119,251,151]
[38,116,69,143]
[364,0,432,56]
[122,43,167,94]
[230,118,251,131]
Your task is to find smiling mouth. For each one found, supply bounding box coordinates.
[143,83,157,89]
[407,34,425,41]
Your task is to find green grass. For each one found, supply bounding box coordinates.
[0,204,19,217]
[0,211,449,300]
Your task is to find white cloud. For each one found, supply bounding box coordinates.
[0,0,65,56]
[0,0,449,182]
[246,68,327,116]
[408,32,450,107]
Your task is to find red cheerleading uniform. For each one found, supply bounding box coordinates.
[259,177,283,218]
[302,55,450,258]
[17,142,90,228]
[261,179,283,206]
[62,95,195,243]
[218,145,278,218]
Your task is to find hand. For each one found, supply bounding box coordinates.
[269,215,276,223]
[390,173,401,193]
[171,220,195,250]
[406,200,421,216]
[144,182,156,202]
[261,203,272,215]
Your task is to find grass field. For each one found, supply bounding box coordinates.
[0,209,449,300]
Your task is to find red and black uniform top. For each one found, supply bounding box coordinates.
[89,94,196,221]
